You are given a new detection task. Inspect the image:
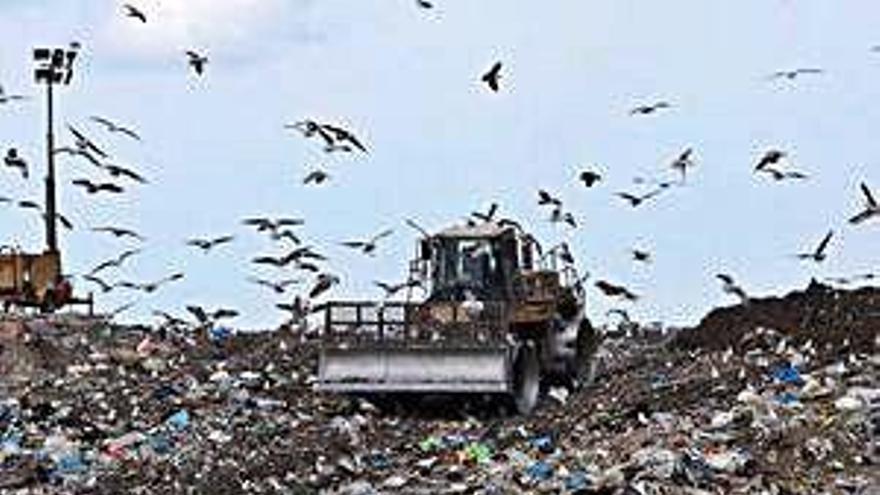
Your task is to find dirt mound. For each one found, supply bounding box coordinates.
[675,279,880,354]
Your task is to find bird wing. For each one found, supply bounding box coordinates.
[55,213,73,230]
[341,241,366,249]
[642,189,664,200]
[815,230,833,255]
[90,116,115,129]
[118,249,141,263]
[213,235,235,245]
[848,210,872,225]
[252,256,281,266]
[276,218,305,227]
[309,281,329,298]
[117,127,141,141]
[212,309,239,320]
[861,182,877,208]
[344,134,368,153]
[186,239,208,248]
[186,305,208,323]
[404,218,430,238]
[108,165,146,183]
[83,275,111,292]
[296,262,320,273]
[371,229,394,243]
[616,192,638,203]
[90,260,115,274]
[303,171,323,184]
[716,273,734,285]
[98,183,124,193]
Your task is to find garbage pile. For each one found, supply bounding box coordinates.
[675,279,880,356]
[1,284,878,494]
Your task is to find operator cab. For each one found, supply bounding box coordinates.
[422,223,520,302]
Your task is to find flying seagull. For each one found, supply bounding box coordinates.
[4,148,28,179]
[716,273,748,303]
[755,149,786,171]
[670,147,695,183]
[123,4,147,23]
[471,203,499,223]
[0,85,27,104]
[415,0,434,8]
[89,249,141,275]
[341,229,394,255]
[185,305,239,325]
[186,235,235,253]
[303,169,330,185]
[309,273,340,299]
[72,179,124,195]
[595,280,639,301]
[242,216,305,234]
[631,249,652,263]
[769,68,823,80]
[119,272,184,294]
[794,230,833,263]
[91,226,145,241]
[90,116,141,141]
[374,279,422,298]
[550,208,577,228]
[481,61,502,92]
[579,170,602,188]
[537,189,563,207]
[848,182,879,225]
[630,101,671,115]
[186,50,208,76]
[615,189,663,208]
[248,277,301,294]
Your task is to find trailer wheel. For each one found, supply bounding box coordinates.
[510,341,540,415]
[571,318,599,390]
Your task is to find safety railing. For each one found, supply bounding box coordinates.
[315,300,511,347]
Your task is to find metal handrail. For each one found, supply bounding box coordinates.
[317,300,510,346]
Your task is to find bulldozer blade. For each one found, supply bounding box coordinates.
[317,346,512,394]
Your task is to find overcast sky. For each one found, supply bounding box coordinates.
[0,1,878,329]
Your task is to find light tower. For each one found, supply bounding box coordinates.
[32,43,78,253]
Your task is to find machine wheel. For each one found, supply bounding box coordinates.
[510,341,541,415]
[571,318,599,390]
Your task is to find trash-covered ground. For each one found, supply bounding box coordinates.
[1,281,879,494]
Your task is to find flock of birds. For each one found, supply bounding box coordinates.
[1,2,879,331]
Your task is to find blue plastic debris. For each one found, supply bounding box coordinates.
[772,363,804,385]
[209,326,232,342]
[529,434,555,454]
[165,409,190,431]
[775,391,801,406]
[564,470,591,492]
[365,451,391,470]
[525,460,553,482]
[55,451,87,474]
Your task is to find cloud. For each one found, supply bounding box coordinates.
[100,0,318,60]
